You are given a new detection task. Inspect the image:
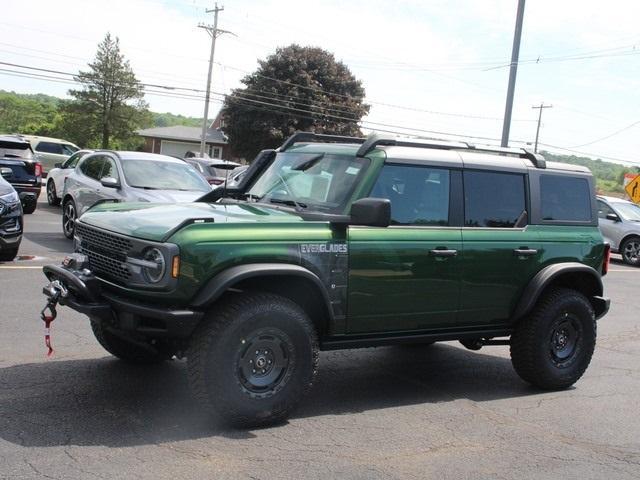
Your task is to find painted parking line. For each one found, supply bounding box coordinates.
[0,265,44,269]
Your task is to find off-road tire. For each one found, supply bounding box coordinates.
[90,318,172,364]
[510,287,596,390]
[0,247,19,262]
[62,198,76,239]
[47,180,60,206]
[186,293,319,428]
[621,236,640,267]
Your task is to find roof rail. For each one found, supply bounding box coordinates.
[279,132,365,152]
[355,133,547,168]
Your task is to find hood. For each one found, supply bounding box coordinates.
[128,189,207,203]
[79,201,305,241]
[0,178,15,196]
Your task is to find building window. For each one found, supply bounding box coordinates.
[208,146,221,158]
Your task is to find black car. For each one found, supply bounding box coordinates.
[0,168,23,261]
[0,135,42,214]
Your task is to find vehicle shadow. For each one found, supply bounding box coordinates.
[0,344,541,447]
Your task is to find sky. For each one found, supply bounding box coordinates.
[1,0,639,164]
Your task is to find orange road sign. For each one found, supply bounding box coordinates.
[625,174,640,203]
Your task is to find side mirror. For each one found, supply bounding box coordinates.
[54,163,63,168]
[349,197,391,227]
[606,212,621,222]
[0,167,12,178]
[100,177,121,189]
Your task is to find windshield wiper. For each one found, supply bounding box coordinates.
[131,186,160,190]
[269,198,307,209]
[292,154,324,171]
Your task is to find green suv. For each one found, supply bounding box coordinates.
[42,132,610,427]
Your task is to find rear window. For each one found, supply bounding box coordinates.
[540,175,591,222]
[0,140,33,160]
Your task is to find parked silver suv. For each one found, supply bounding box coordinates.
[597,195,640,266]
[61,151,211,238]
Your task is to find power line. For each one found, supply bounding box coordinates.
[568,120,640,148]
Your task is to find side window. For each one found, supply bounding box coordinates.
[540,175,591,222]
[597,200,614,219]
[464,171,526,228]
[370,164,450,225]
[35,142,64,155]
[101,157,119,180]
[62,152,80,169]
[79,156,105,181]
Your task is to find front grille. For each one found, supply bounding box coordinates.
[76,223,133,282]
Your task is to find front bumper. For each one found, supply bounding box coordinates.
[593,296,610,320]
[42,262,203,338]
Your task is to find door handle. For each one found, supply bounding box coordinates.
[513,247,538,257]
[430,248,458,257]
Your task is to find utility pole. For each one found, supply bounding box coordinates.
[532,103,552,153]
[500,0,526,147]
[198,4,234,157]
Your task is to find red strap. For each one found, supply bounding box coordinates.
[43,315,54,357]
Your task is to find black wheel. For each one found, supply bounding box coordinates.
[460,339,483,350]
[510,287,596,390]
[0,247,19,262]
[187,293,319,428]
[621,237,640,267]
[47,180,60,206]
[22,199,37,214]
[62,199,76,239]
[90,318,172,364]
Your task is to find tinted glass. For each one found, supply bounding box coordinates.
[62,152,83,169]
[36,142,64,154]
[540,175,591,222]
[80,156,105,180]
[464,171,526,227]
[101,157,119,180]
[371,164,450,225]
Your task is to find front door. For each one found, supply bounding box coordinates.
[347,164,462,333]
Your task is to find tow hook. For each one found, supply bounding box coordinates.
[40,280,68,357]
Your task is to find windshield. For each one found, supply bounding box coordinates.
[614,202,640,221]
[62,144,79,155]
[247,152,370,213]
[122,159,211,191]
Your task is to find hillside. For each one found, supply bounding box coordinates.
[0,90,202,133]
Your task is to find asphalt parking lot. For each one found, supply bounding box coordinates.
[1,198,639,480]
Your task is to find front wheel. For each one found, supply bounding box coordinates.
[621,237,640,267]
[47,180,60,206]
[510,287,596,390]
[0,247,19,262]
[187,293,319,428]
[62,199,76,239]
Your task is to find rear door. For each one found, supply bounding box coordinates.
[460,169,541,326]
[75,155,106,214]
[347,163,462,333]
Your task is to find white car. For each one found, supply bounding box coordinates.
[22,135,80,175]
[46,149,93,206]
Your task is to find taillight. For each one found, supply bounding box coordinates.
[602,244,611,276]
[34,162,42,177]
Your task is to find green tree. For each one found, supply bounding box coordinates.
[68,33,148,148]
[221,44,370,160]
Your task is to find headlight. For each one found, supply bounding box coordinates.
[0,191,19,204]
[142,248,166,283]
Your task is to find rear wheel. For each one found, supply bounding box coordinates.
[62,199,76,239]
[621,237,640,267]
[187,293,318,428]
[510,287,596,390]
[90,318,173,364]
[47,180,60,206]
